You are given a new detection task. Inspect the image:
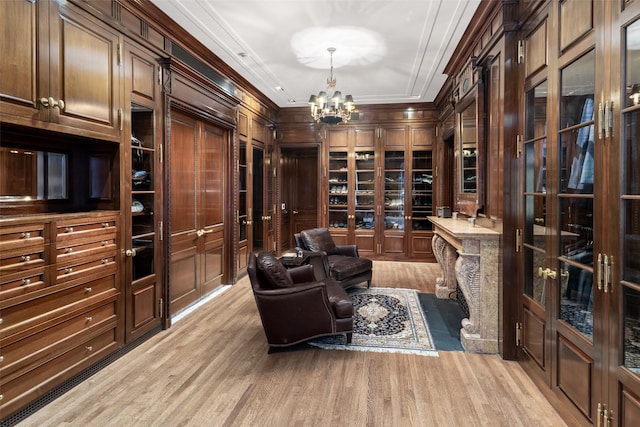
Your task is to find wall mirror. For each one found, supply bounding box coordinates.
[453,57,484,217]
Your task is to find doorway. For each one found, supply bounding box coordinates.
[280,146,319,251]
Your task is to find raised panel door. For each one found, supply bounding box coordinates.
[0,0,46,123]
[53,3,121,139]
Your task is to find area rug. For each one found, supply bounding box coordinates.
[309,287,438,357]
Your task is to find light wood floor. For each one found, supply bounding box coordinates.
[17,261,566,427]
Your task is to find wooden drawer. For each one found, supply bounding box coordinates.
[54,214,117,245]
[0,327,119,418]
[0,266,47,301]
[0,222,46,249]
[55,237,117,265]
[0,222,47,275]
[55,252,117,284]
[0,272,118,344]
[0,298,118,383]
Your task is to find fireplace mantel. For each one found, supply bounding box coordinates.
[428,217,502,353]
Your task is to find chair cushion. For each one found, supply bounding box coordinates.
[324,279,354,318]
[328,255,373,281]
[300,228,336,254]
[256,252,293,288]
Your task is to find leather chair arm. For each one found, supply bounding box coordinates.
[333,244,359,257]
[288,264,315,283]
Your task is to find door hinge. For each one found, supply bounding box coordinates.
[515,228,522,252]
[516,135,524,158]
[159,297,163,319]
[158,143,163,163]
[517,40,525,64]
[157,65,162,85]
[158,220,163,241]
[515,322,522,346]
[118,108,123,131]
[117,43,122,65]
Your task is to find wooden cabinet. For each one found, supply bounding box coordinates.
[0,212,121,418]
[516,0,640,424]
[0,0,122,140]
[325,125,435,260]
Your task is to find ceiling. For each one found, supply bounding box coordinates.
[150,0,481,108]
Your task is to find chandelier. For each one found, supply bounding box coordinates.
[308,47,355,125]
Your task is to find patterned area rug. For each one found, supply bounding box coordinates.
[309,287,438,357]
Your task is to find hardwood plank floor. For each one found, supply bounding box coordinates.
[16,261,566,426]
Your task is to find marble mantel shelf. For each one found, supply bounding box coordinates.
[428,217,502,354]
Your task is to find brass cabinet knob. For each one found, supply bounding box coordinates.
[65,267,73,274]
[86,317,93,322]
[125,249,137,257]
[21,232,31,239]
[22,278,31,286]
[85,346,93,352]
[65,227,74,233]
[84,287,92,293]
[21,255,31,262]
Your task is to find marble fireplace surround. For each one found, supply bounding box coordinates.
[428,217,502,353]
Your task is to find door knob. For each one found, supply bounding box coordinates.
[125,249,137,257]
[293,210,299,214]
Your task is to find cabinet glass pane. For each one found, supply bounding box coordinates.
[329,151,349,229]
[559,51,595,197]
[132,236,154,281]
[623,286,640,373]
[624,111,640,196]
[524,195,547,249]
[558,197,594,262]
[131,104,155,283]
[354,151,375,230]
[559,260,593,340]
[625,19,640,109]
[524,246,546,305]
[412,150,432,231]
[239,142,247,241]
[384,151,404,230]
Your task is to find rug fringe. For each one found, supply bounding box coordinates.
[308,342,439,357]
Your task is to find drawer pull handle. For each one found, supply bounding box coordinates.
[102,222,109,228]
[65,247,73,253]
[102,240,109,246]
[102,258,109,264]
[21,255,31,262]
[65,227,74,233]
[84,287,92,293]
[21,232,31,239]
[22,278,31,286]
[0,356,4,363]
[85,346,93,352]
[86,316,93,322]
[65,267,73,274]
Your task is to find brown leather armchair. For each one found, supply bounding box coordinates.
[295,227,372,289]
[247,252,353,353]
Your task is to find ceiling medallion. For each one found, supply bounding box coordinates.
[308,48,355,125]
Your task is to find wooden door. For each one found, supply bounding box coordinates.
[199,124,226,294]
[518,5,552,390]
[0,0,47,123]
[169,112,199,314]
[52,2,121,139]
[168,111,229,315]
[607,1,640,424]
[281,147,319,249]
[123,42,163,342]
